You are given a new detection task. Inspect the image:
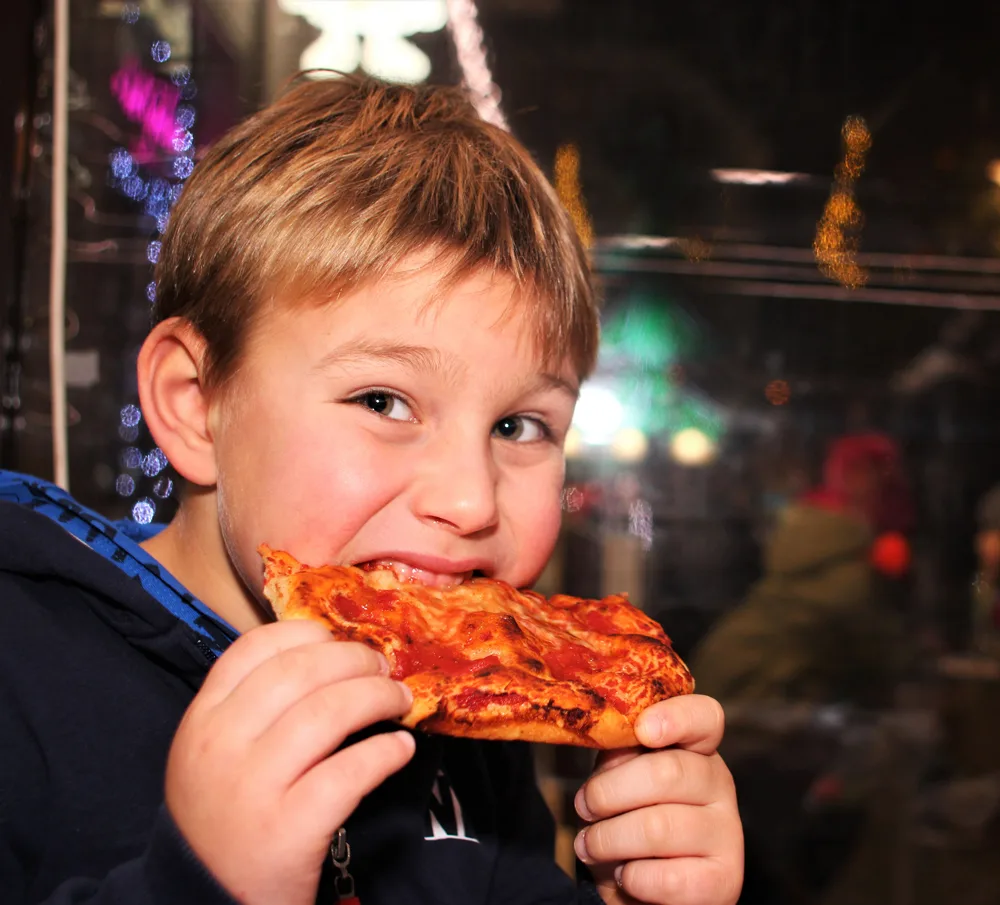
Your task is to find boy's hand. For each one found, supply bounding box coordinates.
[573,695,743,905]
[165,620,415,905]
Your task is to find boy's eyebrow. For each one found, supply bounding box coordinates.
[528,373,580,399]
[315,340,578,398]
[314,340,452,375]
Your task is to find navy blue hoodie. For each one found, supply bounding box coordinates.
[0,471,601,905]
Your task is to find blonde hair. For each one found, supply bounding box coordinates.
[153,74,599,387]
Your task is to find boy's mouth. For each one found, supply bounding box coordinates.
[357,558,481,589]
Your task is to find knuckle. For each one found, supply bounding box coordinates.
[341,640,386,674]
[624,860,684,902]
[651,751,682,791]
[642,805,675,847]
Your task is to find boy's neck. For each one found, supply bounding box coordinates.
[141,488,268,634]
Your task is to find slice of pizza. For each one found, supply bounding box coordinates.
[259,545,694,748]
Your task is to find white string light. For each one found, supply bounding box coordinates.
[446,0,508,130]
[49,0,70,490]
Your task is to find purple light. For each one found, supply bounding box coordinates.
[173,157,194,179]
[120,404,142,427]
[146,281,157,303]
[180,81,197,101]
[148,177,170,200]
[121,447,142,471]
[153,477,174,499]
[122,3,140,24]
[145,195,170,219]
[122,175,148,200]
[172,130,194,153]
[142,448,169,477]
[132,498,156,524]
[115,474,136,497]
[151,41,172,64]
[156,212,170,233]
[175,105,196,129]
[170,67,191,86]
[110,147,134,180]
[118,424,139,442]
[169,183,184,204]
[146,241,161,264]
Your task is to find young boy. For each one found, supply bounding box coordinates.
[0,76,741,905]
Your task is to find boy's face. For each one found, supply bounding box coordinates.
[210,260,579,606]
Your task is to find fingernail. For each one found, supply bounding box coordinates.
[574,786,595,822]
[574,829,593,864]
[377,655,391,675]
[614,864,624,888]
[397,681,413,705]
[640,716,665,746]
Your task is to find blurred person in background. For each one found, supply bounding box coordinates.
[691,432,916,709]
[690,433,918,904]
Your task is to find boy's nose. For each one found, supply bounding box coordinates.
[410,438,500,536]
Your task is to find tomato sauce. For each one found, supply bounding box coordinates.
[392,644,500,680]
[544,641,610,681]
[583,608,623,636]
[453,689,528,711]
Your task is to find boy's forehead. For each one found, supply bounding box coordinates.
[261,253,580,382]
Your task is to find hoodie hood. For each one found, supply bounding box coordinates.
[0,470,238,682]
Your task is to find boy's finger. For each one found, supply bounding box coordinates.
[197,620,336,706]
[576,750,731,821]
[288,729,417,833]
[253,675,413,783]
[593,747,642,775]
[575,803,717,864]
[634,695,725,754]
[614,856,743,905]
[217,640,389,737]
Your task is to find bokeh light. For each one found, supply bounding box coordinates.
[142,448,169,478]
[150,41,172,64]
[173,157,194,179]
[669,427,717,467]
[132,498,156,524]
[572,385,623,445]
[611,427,649,463]
[153,477,174,499]
[765,379,791,405]
[120,404,142,427]
[554,143,593,249]
[120,447,143,471]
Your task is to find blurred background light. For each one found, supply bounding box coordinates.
[563,426,584,459]
[668,427,717,466]
[572,384,623,445]
[611,426,649,463]
[711,168,809,185]
[277,0,447,83]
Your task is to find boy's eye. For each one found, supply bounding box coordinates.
[355,390,415,422]
[492,415,549,443]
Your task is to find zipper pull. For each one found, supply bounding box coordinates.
[330,827,360,905]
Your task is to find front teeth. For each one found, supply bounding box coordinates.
[369,559,471,589]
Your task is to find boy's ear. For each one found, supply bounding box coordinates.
[137,318,217,487]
